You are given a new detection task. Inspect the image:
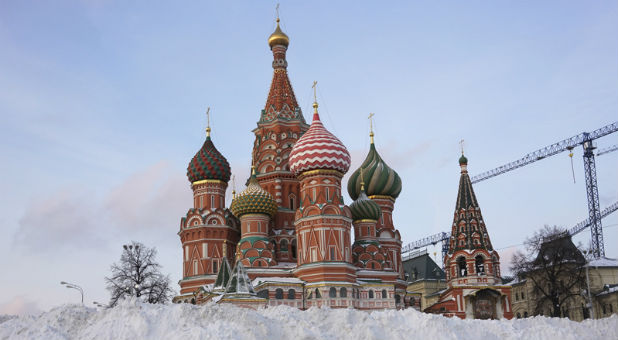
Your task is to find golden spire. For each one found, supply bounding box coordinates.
[360,167,366,192]
[368,112,375,144]
[268,4,289,48]
[205,107,211,137]
[232,175,236,198]
[312,81,318,113]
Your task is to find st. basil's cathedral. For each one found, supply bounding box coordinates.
[174,17,512,319]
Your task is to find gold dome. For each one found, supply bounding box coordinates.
[268,19,289,48]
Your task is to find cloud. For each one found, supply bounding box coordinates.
[0,296,41,316]
[13,161,191,254]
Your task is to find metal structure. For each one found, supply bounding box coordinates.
[568,201,618,236]
[403,122,618,259]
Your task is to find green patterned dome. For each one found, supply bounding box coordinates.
[347,142,402,200]
[459,154,468,165]
[349,188,381,221]
[230,171,278,218]
[187,135,231,183]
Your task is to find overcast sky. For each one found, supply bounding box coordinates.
[1,1,616,315]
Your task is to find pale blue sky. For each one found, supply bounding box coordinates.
[0,1,616,314]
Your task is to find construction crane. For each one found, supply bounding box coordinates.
[403,201,618,261]
[403,122,618,259]
[597,145,618,157]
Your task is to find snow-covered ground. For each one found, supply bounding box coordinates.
[1,299,616,340]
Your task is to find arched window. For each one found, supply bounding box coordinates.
[329,287,337,298]
[289,195,295,210]
[280,239,288,252]
[475,255,485,275]
[287,289,296,300]
[369,290,374,298]
[409,297,416,307]
[457,257,467,277]
[275,288,283,299]
[523,312,528,318]
[315,288,321,299]
[516,313,521,319]
[340,287,347,298]
[257,290,269,299]
[395,294,401,304]
[291,240,297,259]
[381,290,387,299]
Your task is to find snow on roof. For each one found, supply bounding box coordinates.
[585,257,618,268]
[252,277,304,286]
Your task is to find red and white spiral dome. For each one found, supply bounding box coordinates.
[289,104,351,176]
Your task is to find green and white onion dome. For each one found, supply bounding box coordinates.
[230,172,278,218]
[347,142,402,200]
[349,188,381,221]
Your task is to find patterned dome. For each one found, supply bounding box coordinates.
[349,188,381,221]
[230,171,278,218]
[289,104,351,176]
[347,141,402,200]
[187,135,231,183]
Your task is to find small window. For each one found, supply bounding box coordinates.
[211,195,215,208]
[517,313,521,319]
[315,288,321,298]
[193,260,198,275]
[330,247,335,260]
[287,289,296,300]
[515,292,519,301]
[275,288,283,299]
[381,290,387,299]
[340,287,347,298]
[369,290,374,298]
[329,287,337,298]
[521,291,525,299]
[213,260,218,273]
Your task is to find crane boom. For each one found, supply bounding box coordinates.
[597,145,618,156]
[471,122,618,184]
[569,201,618,236]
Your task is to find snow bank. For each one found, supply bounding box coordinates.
[1,299,616,340]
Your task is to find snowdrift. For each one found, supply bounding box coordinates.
[1,299,616,340]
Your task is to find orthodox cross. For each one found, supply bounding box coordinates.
[206,107,211,136]
[276,3,280,21]
[312,81,318,103]
[232,175,236,197]
[368,112,375,143]
[460,139,465,155]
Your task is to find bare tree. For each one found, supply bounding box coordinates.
[510,225,586,317]
[105,241,174,307]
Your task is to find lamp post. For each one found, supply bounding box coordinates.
[582,250,595,319]
[60,281,84,305]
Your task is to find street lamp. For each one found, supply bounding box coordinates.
[582,250,595,319]
[60,281,84,305]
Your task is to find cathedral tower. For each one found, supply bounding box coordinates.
[178,115,240,295]
[252,18,309,263]
[288,96,356,289]
[230,168,279,267]
[347,128,404,278]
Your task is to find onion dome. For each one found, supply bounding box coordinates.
[349,184,381,221]
[187,127,231,183]
[289,102,351,176]
[230,169,278,218]
[268,19,289,48]
[347,133,402,200]
[459,154,468,165]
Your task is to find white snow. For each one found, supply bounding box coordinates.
[1,298,616,340]
[586,257,618,268]
[252,277,304,286]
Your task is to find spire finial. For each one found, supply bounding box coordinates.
[232,175,236,198]
[276,3,280,22]
[311,80,319,114]
[360,167,366,192]
[368,112,375,144]
[460,139,465,155]
[205,107,211,137]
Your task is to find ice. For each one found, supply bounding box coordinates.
[1,298,616,340]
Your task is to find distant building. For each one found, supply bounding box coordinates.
[424,154,513,319]
[510,234,618,320]
[402,249,447,310]
[173,17,407,310]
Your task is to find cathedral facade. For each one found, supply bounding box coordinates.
[175,19,407,310]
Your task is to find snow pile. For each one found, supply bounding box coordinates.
[1,299,616,340]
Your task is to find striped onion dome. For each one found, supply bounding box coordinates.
[230,171,278,218]
[187,135,231,183]
[347,140,402,200]
[289,103,351,176]
[349,187,381,221]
